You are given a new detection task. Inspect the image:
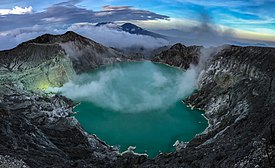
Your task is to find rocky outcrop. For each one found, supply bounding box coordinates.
[152,43,201,69]
[0,31,125,91]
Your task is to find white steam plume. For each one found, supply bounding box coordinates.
[49,62,198,113]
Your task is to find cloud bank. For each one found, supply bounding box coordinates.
[68,23,169,49]
[0,25,64,50]
[0,23,169,50]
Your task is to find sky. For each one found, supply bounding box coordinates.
[0,0,275,50]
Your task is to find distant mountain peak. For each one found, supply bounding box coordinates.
[94,22,166,39]
[121,23,142,29]
[121,23,166,39]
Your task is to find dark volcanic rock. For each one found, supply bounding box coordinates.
[152,43,202,69]
[0,92,121,168]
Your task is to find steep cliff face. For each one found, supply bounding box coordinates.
[140,46,275,167]
[0,31,125,91]
[188,46,275,132]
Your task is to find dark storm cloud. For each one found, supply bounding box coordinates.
[0,3,169,32]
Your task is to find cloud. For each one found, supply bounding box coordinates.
[0,2,169,32]
[135,10,275,46]
[171,0,275,38]
[0,6,33,15]
[0,31,43,50]
[186,12,236,44]
[0,25,64,50]
[54,0,83,6]
[177,0,247,7]
[1,0,274,49]
[138,14,236,46]
[93,5,169,22]
[68,23,169,49]
[102,5,133,11]
[176,0,266,8]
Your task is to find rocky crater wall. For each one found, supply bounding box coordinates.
[0,33,274,167]
[141,45,275,168]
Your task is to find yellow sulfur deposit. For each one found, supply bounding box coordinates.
[37,80,51,90]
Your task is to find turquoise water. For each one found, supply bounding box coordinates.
[60,62,207,157]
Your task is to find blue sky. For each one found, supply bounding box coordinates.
[89,0,275,34]
[0,0,274,49]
